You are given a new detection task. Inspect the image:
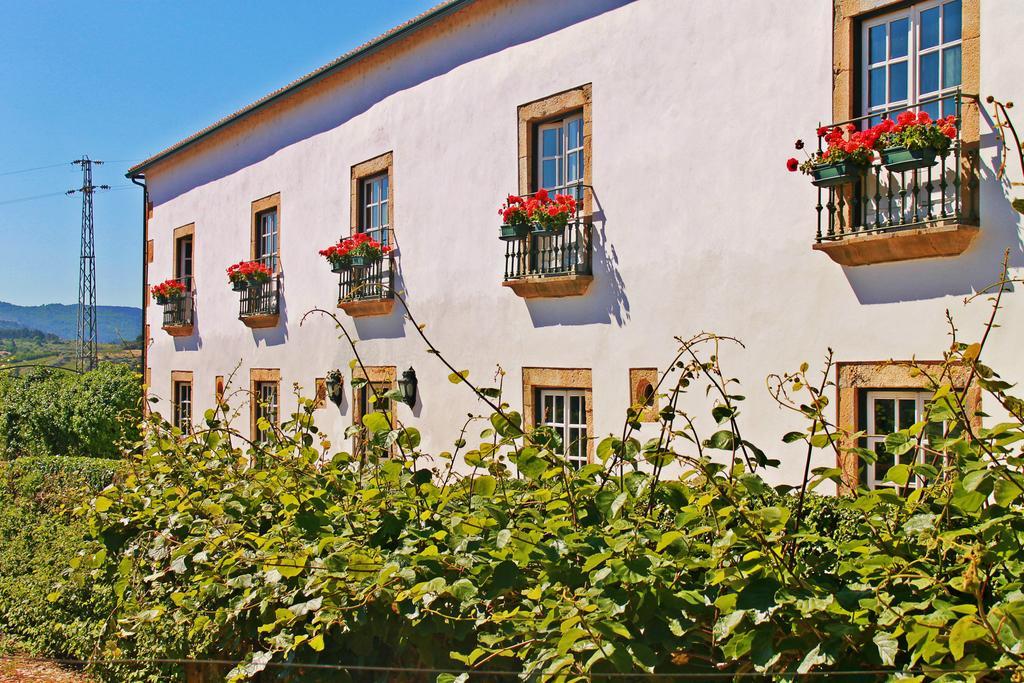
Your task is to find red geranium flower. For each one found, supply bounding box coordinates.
[786,158,799,172]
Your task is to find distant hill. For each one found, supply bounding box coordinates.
[0,301,142,344]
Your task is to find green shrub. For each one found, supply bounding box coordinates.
[0,456,121,663]
[0,363,140,460]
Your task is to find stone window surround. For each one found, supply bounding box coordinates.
[250,193,281,271]
[522,367,594,462]
[628,368,660,423]
[352,365,396,455]
[835,360,981,492]
[517,84,593,216]
[249,368,281,441]
[350,152,394,241]
[215,375,225,405]
[314,377,327,409]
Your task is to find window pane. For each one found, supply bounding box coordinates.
[921,100,941,120]
[919,52,939,95]
[874,442,894,480]
[874,398,895,434]
[941,96,956,119]
[920,6,940,49]
[380,176,388,201]
[542,128,559,157]
[553,396,563,424]
[898,399,917,430]
[943,0,962,43]
[567,152,579,184]
[888,61,907,102]
[567,118,582,148]
[889,18,908,58]
[869,24,887,64]
[869,67,886,108]
[942,45,961,88]
[541,159,558,189]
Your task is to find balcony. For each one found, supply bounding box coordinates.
[811,92,979,267]
[337,228,395,317]
[239,275,280,328]
[161,291,194,337]
[501,185,593,298]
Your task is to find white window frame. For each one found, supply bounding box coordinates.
[538,388,588,469]
[536,112,584,198]
[860,0,963,121]
[256,208,278,271]
[176,235,193,290]
[255,381,278,443]
[360,173,389,246]
[173,380,192,431]
[865,390,947,489]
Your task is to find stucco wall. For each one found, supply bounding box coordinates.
[143,0,1024,488]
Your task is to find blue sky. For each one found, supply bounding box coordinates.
[0,0,436,308]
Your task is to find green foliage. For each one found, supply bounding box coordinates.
[0,363,140,460]
[69,308,1024,682]
[0,456,120,663]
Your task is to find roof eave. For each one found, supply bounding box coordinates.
[126,0,472,179]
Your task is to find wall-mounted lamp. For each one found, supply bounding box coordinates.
[397,367,418,407]
[324,369,344,406]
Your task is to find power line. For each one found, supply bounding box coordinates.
[0,184,135,207]
[0,159,141,177]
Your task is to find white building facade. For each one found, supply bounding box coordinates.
[130,0,1024,489]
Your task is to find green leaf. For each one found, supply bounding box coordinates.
[706,430,737,450]
[737,577,781,611]
[873,632,898,666]
[948,615,987,660]
[656,531,684,552]
[883,464,911,486]
[782,431,805,443]
[472,475,496,498]
[712,405,736,424]
[994,475,1024,507]
[448,370,469,384]
[308,634,325,652]
[362,412,390,434]
[94,495,112,512]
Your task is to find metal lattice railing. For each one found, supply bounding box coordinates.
[338,227,394,302]
[239,275,279,319]
[162,291,193,327]
[815,90,978,242]
[503,183,592,281]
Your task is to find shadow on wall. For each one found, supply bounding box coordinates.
[351,266,407,340]
[148,0,634,207]
[844,120,1024,305]
[525,190,630,327]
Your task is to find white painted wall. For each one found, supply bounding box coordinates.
[144,0,1024,487]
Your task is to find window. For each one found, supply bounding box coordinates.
[360,173,389,246]
[173,379,192,431]
[862,0,962,122]
[536,113,585,199]
[175,234,193,289]
[254,381,279,443]
[255,208,278,271]
[352,366,396,457]
[537,389,589,469]
[864,390,948,488]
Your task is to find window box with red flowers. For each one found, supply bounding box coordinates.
[323,233,396,317]
[498,189,578,240]
[151,279,186,305]
[876,111,957,173]
[499,184,593,299]
[791,92,977,267]
[229,261,279,328]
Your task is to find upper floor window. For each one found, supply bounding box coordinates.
[256,208,279,271]
[862,0,962,122]
[536,112,584,199]
[175,233,193,290]
[360,173,389,246]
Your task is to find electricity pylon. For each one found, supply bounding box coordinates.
[67,156,109,372]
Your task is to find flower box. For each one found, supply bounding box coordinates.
[319,234,390,272]
[227,261,272,291]
[881,146,938,173]
[810,161,867,188]
[154,294,169,305]
[151,279,187,304]
[330,260,349,274]
[498,190,577,241]
[231,279,249,292]
[349,255,373,268]
[499,223,530,241]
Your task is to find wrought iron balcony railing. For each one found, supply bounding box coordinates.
[503,184,592,281]
[815,91,978,243]
[162,290,193,328]
[239,274,279,320]
[338,227,394,302]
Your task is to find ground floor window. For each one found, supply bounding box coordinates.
[254,381,279,443]
[537,388,588,469]
[173,379,192,431]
